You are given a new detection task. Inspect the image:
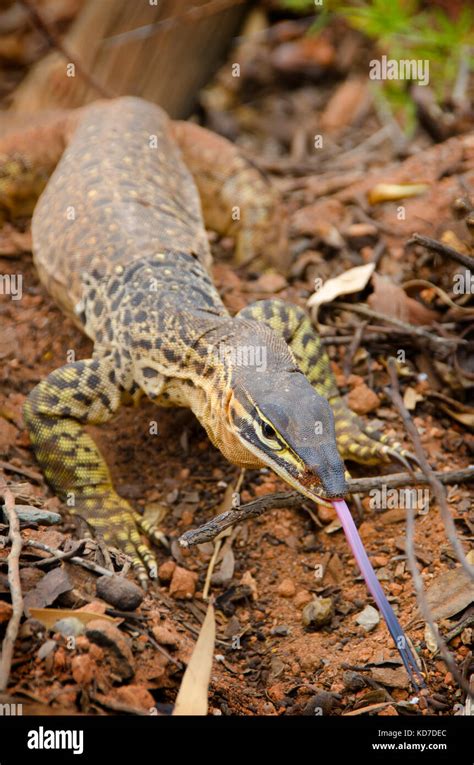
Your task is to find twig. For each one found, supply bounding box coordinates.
[28,540,87,568]
[179,467,473,547]
[385,358,473,583]
[386,358,473,697]
[332,302,462,357]
[0,459,43,483]
[24,540,113,577]
[0,490,23,692]
[408,233,474,271]
[20,0,112,99]
[343,321,366,378]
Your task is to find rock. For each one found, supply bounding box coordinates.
[53,618,86,637]
[158,560,176,583]
[37,639,57,661]
[277,578,296,598]
[85,619,135,681]
[1,505,62,526]
[0,601,13,623]
[302,691,337,716]
[169,566,197,599]
[71,654,95,685]
[372,555,389,568]
[113,685,155,711]
[347,383,380,415]
[343,670,367,691]
[356,605,380,632]
[152,625,180,649]
[96,575,144,611]
[294,590,312,609]
[370,667,410,689]
[270,625,291,637]
[317,505,337,524]
[302,596,333,628]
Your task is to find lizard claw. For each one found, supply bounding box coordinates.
[86,499,160,588]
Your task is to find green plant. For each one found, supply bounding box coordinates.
[277,0,474,133]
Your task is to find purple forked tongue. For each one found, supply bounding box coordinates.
[332,499,424,689]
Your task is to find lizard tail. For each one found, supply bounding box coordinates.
[0,108,79,220]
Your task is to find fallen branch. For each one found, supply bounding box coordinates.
[179,467,473,547]
[0,460,43,483]
[386,357,473,698]
[0,490,24,692]
[408,233,474,271]
[332,302,463,357]
[24,540,113,577]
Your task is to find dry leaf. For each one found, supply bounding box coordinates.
[424,623,439,654]
[29,607,118,629]
[24,568,72,613]
[425,568,474,621]
[368,274,438,325]
[307,262,375,311]
[440,407,474,431]
[368,183,429,204]
[403,387,424,411]
[173,602,215,716]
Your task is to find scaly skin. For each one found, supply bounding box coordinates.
[0,96,409,585]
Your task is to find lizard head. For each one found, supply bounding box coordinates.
[220,323,348,502]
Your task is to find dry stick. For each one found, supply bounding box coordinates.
[0,490,24,692]
[0,459,43,483]
[408,233,474,271]
[179,467,473,547]
[24,540,113,577]
[332,302,462,357]
[27,540,87,568]
[386,358,473,698]
[20,0,112,98]
[385,358,473,583]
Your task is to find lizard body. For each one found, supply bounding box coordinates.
[1,97,409,583]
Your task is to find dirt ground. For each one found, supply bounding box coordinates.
[0,3,473,717]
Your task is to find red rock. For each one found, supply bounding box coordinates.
[113,685,155,711]
[277,578,296,598]
[158,560,176,583]
[152,625,180,648]
[71,654,95,685]
[169,566,197,599]
[317,505,337,524]
[347,383,380,415]
[294,590,312,609]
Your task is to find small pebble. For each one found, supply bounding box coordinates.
[356,605,380,632]
[302,596,333,628]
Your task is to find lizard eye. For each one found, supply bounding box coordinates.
[262,422,276,439]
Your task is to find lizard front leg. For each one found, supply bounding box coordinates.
[237,299,414,468]
[23,356,160,586]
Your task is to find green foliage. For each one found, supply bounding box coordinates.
[277,0,474,132]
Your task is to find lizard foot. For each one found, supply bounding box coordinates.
[335,410,418,471]
[80,495,159,589]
